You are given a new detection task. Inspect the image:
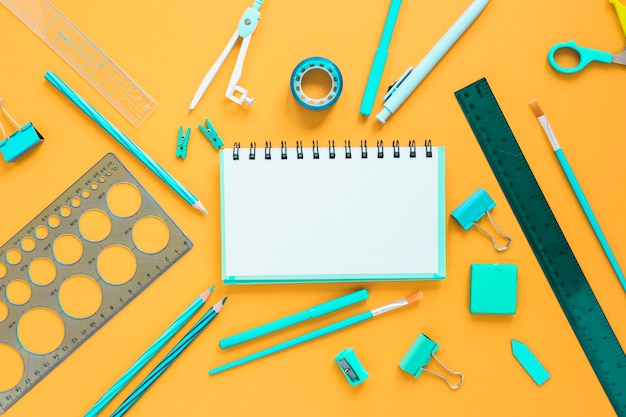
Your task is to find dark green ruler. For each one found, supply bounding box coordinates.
[455,78,626,417]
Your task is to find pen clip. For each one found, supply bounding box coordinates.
[383,67,413,102]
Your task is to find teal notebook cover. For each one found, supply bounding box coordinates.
[220,143,445,284]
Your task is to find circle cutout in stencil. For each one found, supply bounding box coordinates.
[0,302,8,322]
[48,215,61,228]
[79,209,112,242]
[21,236,36,252]
[59,275,102,319]
[0,263,6,279]
[0,344,24,392]
[97,245,137,285]
[18,308,65,355]
[29,258,57,286]
[53,234,83,265]
[107,182,142,218]
[60,206,71,217]
[71,197,82,208]
[35,225,48,240]
[132,216,170,254]
[6,280,32,305]
[6,249,22,265]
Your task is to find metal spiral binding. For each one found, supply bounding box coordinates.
[265,141,271,159]
[393,140,400,158]
[232,140,432,160]
[377,140,384,158]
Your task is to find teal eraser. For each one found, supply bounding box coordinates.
[511,339,550,386]
[470,264,517,314]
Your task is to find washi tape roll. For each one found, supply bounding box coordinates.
[290,57,343,110]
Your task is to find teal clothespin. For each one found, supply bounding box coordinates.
[198,118,224,150]
[0,99,43,163]
[334,347,368,386]
[399,333,464,389]
[451,187,512,251]
[176,126,191,159]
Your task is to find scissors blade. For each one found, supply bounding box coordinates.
[612,48,626,66]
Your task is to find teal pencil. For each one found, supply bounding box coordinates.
[209,291,423,375]
[84,287,214,416]
[529,99,626,291]
[219,288,369,349]
[111,297,227,417]
[43,71,208,214]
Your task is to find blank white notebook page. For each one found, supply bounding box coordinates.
[220,144,445,283]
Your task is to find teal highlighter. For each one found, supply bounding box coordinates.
[219,288,369,349]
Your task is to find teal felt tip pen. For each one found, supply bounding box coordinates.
[529,99,626,291]
[376,0,489,123]
[209,291,423,375]
[359,0,403,116]
[219,288,369,349]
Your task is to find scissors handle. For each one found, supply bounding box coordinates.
[548,40,613,74]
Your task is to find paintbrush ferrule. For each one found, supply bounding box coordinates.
[537,115,560,151]
[371,298,408,316]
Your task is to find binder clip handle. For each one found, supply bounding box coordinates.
[399,333,464,390]
[451,187,512,251]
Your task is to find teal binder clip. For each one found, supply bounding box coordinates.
[451,187,512,251]
[399,333,464,390]
[176,126,191,159]
[198,118,224,150]
[0,99,43,163]
[335,347,368,386]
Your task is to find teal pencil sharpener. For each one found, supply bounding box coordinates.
[0,122,43,163]
[335,347,368,386]
[399,333,464,390]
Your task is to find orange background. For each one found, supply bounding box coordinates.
[1,0,626,416]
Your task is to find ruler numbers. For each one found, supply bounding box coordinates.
[0,0,157,127]
[455,78,626,417]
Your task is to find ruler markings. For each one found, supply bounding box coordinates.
[0,0,156,127]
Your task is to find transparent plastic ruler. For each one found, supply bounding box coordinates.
[1,0,158,127]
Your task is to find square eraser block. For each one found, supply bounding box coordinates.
[470,264,517,314]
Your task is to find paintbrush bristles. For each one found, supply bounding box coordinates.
[528,99,545,118]
[405,290,424,303]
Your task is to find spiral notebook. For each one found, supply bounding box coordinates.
[220,140,445,284]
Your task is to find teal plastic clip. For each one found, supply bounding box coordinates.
[0,99,43,163]
[335,347,368,386]
[451,187,512,251]
[399,333,464,390]
[176,126,191,159]
[198,118,224,150]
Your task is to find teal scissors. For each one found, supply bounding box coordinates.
[548,0,626,74]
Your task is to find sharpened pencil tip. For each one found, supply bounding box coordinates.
[213,297,228,313]
[200,286,215,302]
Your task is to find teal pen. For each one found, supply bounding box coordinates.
[43,71,208,214]
[84,287,214,417]
[529,100,626,291]
[220,288,369,349]
[210,291,423,375]
[376,0,489,123]
[112,298,227,417]
[359,0,403,116]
